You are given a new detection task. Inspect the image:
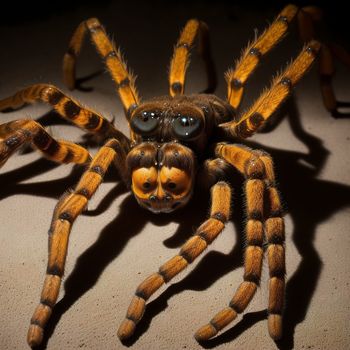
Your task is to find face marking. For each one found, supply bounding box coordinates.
[132,166,192,213]
[131,167,158,199]
[159,166,191,197]
[127,142,195,213]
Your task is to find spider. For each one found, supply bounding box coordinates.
[0,4,343,348]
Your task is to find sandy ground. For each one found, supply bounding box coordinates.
[0,2,350,349]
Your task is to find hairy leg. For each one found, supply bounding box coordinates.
[226,4,349,117]
[63,18,139,117]
[169,19,216,96]
[0,119,90,168]
[117,181,232,340]
[222,41,320,138]
[26,138,127,347]
[226,4,298,111]
[298,6,350,117]
[0,84,130,148]
[195,143,285,341]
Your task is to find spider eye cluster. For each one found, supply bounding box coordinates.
[131,111,159,135]
[172,114,203,140]
[130,109,204,141]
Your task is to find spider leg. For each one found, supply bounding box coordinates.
[26,138,127,347]
[298,7,350,117]
[0,84,130,148]
[0,119,90,168]
[63,18,140,118]
[195,143,285,341]
[226,4,298,111]
[221,40,321,139]
[264,158,285,340]
[117,181,232,340]
[169,19,216,96]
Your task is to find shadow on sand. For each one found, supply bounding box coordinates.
[1,95,349,349]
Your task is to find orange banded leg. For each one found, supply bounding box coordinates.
[63,18,139,117]
[222,40,321,139]
[0,84,128,144]
[243,149,286,339]
[0,119,90,168]
[226,4,298,110]
[264,172,285,339]
[195,144,285,341]
[117,181,232,340]
[27,138,127,347]
[169,19,216,96]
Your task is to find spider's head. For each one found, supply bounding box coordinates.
[127,142,195,213]
[128,96,210,152]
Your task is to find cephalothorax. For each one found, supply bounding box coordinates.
[0,4,343,347]
[127,94,234,213]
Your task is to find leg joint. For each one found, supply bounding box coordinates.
[230,78,243,90]
[75,187,91,199]
[280,77,292,89]
[249,47,262,59]
[46,264,64,277]
[135,290,147,301]
[116,78,130,90]
[171,82,183,95]
[244,156,266,179]
[179,250,193,264]
[45,88,64,106]
[268,234,285,245]
[210,211,228,223]
[58,211,73,223]
[126,103,138,119]
[243,274,261,286]
[176,42,191,50]
[105,50,117,60]
[64,100,81,119]
[277,15,289,25]
[89,165,105,177]
[40,298,55,308]
[85,113,101,130]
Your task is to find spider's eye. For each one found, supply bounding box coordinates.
[172,115,203,140]
[131,111,159,135]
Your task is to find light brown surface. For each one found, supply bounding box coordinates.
[1,2,350,349]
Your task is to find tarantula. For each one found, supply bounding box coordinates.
[0,4,342,348]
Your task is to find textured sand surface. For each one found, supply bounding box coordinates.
[1,2,349,349]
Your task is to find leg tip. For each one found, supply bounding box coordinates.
[27,324,44,348]
[117,319,136,341]
[268,314,283,340]
[194,323,217,342]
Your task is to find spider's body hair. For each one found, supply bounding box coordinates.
[127,142,195,176]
